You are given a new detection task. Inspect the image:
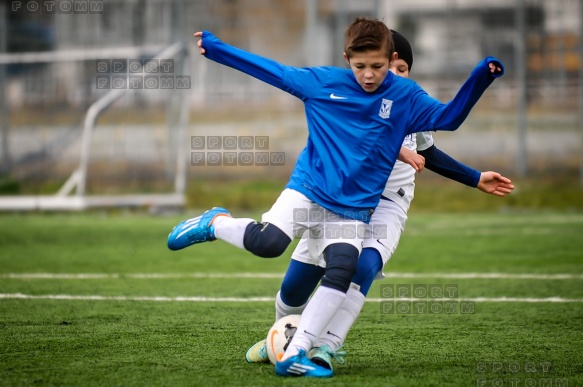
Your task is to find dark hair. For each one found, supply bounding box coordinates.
[390,30,413,71]
[344,17,393,59]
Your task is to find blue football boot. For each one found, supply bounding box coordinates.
[167,207,230,250]
[275,349,333,378]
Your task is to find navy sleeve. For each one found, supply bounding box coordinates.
[418,145,481,188]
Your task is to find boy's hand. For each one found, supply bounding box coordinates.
[477,171,514,197]
[488,62,503,75]
[194,31,206,55]
[398,147,425,172]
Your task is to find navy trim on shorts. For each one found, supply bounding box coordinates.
[380,195,393,202]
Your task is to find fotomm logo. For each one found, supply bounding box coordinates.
[190,136,285,167]
[380,284,475,315]
[95,59,190,90]
[291,208,387,240]
[12,1,104,14]
[475,361,568,387]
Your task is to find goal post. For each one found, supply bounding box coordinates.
[0,42,190,211]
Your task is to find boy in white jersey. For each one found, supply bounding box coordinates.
[245,29,514,371]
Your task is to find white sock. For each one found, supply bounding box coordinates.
[275,290,307,321]
[212,216,254,250]
[281,285,346,360]
[316,285,366,350]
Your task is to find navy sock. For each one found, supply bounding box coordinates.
[352,247,382,296]
[280,260,325,306]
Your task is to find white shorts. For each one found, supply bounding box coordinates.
[262,188,365,258]
[291,198,408,280]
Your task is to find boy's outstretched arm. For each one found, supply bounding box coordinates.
[409,57,504,133]
[192,30,314,100]
[418,144,514,197]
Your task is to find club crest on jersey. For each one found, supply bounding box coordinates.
[379,99,393,119]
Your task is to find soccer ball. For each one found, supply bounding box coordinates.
[265,314,301,365]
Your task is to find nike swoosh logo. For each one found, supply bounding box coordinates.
[376,239,386,247]
[330,93,347,100]
[326,331,342,339]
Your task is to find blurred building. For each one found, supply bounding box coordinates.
[0,0,581,195]
[2,0,581,109]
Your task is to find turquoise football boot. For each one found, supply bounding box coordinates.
[167,207,230,250]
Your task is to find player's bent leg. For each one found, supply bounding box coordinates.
[245,339,269,363]
[167,207,231,250]
[311,286,364,368]
[246,261,324,363]
[280,244,358,366]
[276,286,346,377]
[311,247,382,367]
[243,222,291,258]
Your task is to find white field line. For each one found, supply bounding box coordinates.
[1,293,583,303]
[0,293,274,302]
[1,272,583,280]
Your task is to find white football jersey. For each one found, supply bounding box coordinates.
[381,132,434,212]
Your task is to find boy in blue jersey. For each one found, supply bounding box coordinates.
[167,17,504,378]
[244,30,515,371]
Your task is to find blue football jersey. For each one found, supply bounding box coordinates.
[201,31,503,222]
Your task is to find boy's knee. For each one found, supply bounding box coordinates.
[320,243,359,293]
[243,222,291,258]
